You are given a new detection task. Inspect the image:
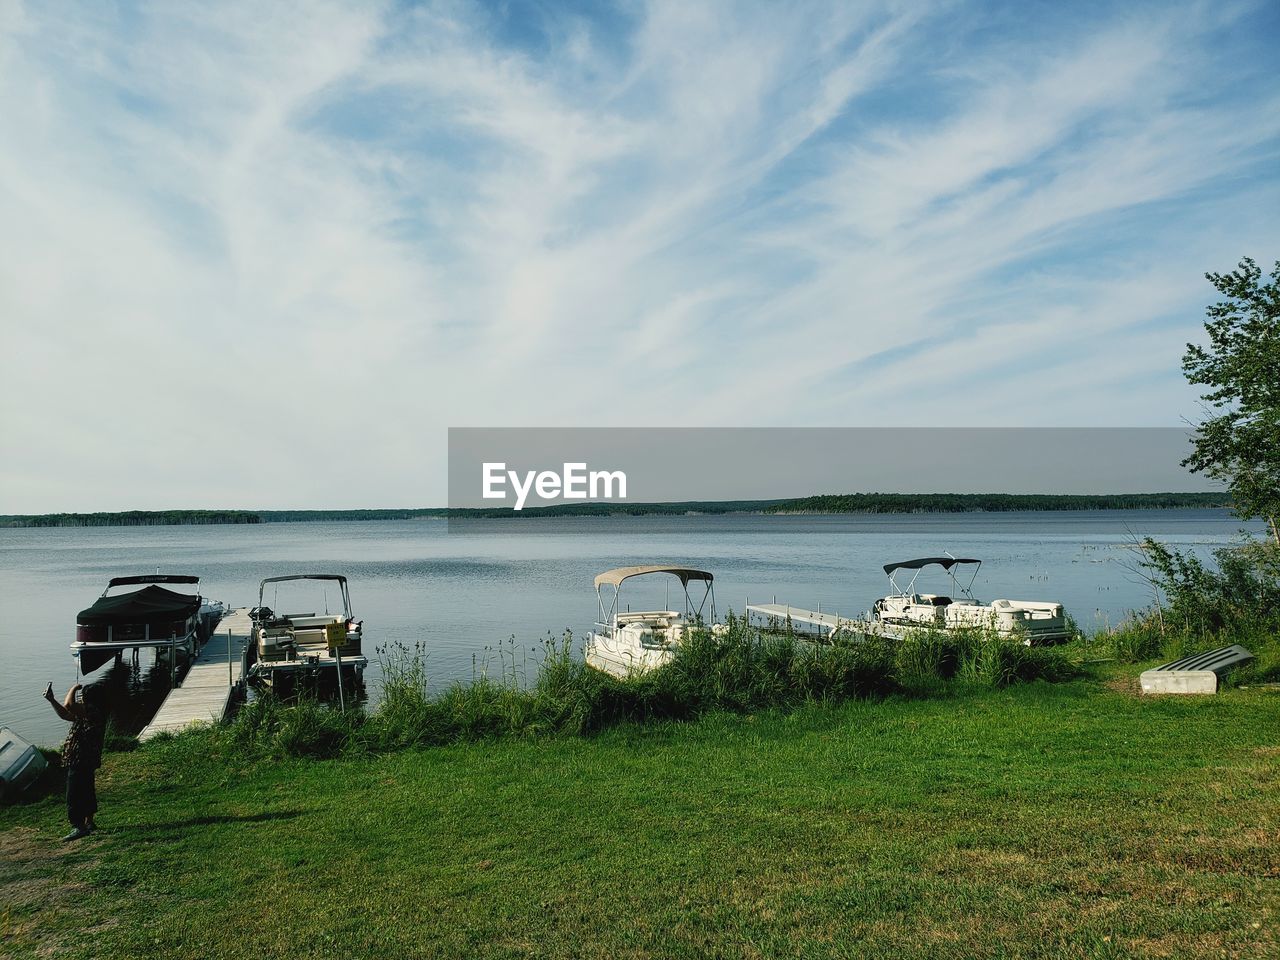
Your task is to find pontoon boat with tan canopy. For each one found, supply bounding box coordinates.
[585,565,724,678]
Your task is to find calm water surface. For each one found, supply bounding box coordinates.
[0,510,1261,745]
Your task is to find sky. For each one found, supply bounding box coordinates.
[0,0,1277,511]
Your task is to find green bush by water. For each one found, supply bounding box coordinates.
[206,614,1077,760]
[1087,538,1280,679]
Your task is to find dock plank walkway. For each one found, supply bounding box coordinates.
[745,603,903,640]
[139,608,251,741]
[746,603,858,635]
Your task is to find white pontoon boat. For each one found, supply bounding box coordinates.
[870,556,1071,644]
[248,575,367,683]
[585,565,725,678]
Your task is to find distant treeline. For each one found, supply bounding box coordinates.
[256,509,449,522]
[448,499,792,518]
[0,510,264,528]
[770,492,1233,514]
[0,493,1231,527]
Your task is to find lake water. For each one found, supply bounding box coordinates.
[0,510,1262,746]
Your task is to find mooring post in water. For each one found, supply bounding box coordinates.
[169,633,176,688]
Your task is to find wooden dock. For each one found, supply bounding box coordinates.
[139,608,251,741]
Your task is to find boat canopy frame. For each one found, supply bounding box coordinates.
[884,556,982,600]
[257,575,353,619]
[593,566,716,634]
[102,574,200,595]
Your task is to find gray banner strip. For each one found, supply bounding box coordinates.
[448,427,1211,511]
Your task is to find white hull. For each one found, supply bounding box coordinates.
[872,595,1071,645]
[585,631,676,678]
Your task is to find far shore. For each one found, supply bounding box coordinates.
[0,493,1233,528]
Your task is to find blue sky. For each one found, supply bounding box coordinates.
[1,0,1277,510]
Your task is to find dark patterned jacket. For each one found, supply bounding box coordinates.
[63,704,105,770]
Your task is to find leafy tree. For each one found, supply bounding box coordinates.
[1182,257,1280,544]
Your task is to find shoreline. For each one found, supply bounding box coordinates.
[0,493,1234,528]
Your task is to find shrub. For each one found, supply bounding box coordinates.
[1098,538,1280,666]
[1140,538,1280,638]
[215,690,362,759]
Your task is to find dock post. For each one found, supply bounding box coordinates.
[227,628,233,686]
[326,622,347,713]
[335,647,346,713]
[169,634,176,688]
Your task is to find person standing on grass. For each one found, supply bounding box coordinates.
[43,682,107,841]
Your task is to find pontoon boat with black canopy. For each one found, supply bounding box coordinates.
[72,575,226,673]
[870,556,1071,644]
[585,565,726,677]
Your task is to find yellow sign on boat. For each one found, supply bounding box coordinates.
[324,622,348,650]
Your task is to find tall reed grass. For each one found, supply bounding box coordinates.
[208,614,1076,759]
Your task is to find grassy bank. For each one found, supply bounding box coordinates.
[4,595,1276,959]
[2,670,1277,960]
[201,622,1077,759]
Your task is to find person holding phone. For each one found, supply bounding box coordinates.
[43,682,108,841]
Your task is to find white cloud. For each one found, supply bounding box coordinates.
[0,0,1276,509]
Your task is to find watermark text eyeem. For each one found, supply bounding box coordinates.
[482,462,628,510]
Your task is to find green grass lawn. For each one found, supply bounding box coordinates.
[3,676,1277,959]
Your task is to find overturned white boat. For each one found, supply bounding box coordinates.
[870,557,1071,645]
[585,565,725,678]
[0,727,47,801]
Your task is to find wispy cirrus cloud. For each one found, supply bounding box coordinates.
[0,0,1276,509]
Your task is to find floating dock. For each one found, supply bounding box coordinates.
[746,603,860,637]
[139,608,251,741]
[746,602,914,641]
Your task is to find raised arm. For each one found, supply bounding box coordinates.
[45,683,85,722]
